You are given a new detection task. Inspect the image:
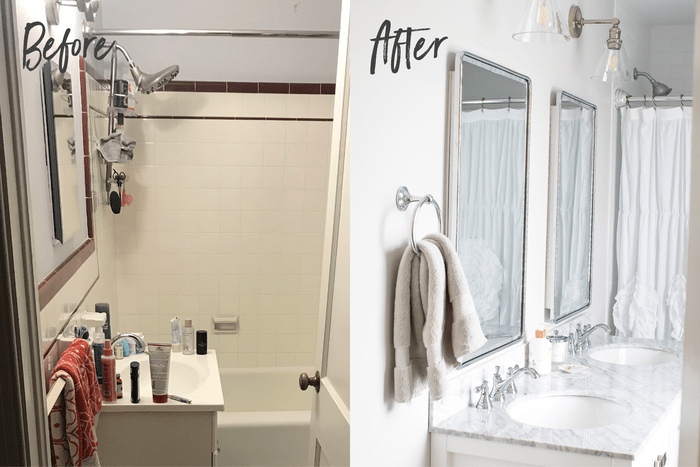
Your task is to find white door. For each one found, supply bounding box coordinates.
[301,1,350,465]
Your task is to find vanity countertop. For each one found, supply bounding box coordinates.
[100,350,225,413]
[429,336,683,460]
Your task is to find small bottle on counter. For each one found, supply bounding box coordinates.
[116,373,123,399]
[529,324,552,375]
[130,361,140,403]
[196,330,207,355]
[182,319,195,355]
[101,340,117,402]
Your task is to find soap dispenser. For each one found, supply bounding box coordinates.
[528,324,552,375]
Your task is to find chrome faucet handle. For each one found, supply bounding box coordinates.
[494,366,503,384]
[568,332,576,355]
[583,324,592,348]
[505,367,518,395]
[475,380,492,410]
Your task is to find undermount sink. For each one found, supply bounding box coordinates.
[589,346,678,365]
[507,395,632,429]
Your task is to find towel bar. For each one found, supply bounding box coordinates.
[46,378,66,412]
[395,186,443,255]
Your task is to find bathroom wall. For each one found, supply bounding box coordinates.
[99,0,341,82]
[347,1,627,464]
[650,25,695,96]
[111,84,333,368]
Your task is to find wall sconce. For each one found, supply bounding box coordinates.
[46,0,100,26]
[513,0,571,43]
[568,6,632,82]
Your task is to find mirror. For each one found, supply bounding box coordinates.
[545,92,596,322]
[41,60,81,244]
[447,52,530,365]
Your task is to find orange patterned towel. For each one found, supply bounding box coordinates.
[49,339,102,466]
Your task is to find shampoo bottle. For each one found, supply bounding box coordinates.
[529,325,552,375]
[92,328,105,384]
[182,319,195,355]
[101,340,117,402]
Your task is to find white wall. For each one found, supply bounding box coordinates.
[99,0,341,83]
[348,1,625,464]
[15,0,90,281]
[650,25,695,96]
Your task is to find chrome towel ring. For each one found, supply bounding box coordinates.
[396,186,443,255]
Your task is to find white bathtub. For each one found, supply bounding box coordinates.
[217,367,313,467]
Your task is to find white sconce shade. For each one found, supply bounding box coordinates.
[513,0,571,43]
[591,43,632,82]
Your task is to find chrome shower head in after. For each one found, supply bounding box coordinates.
[114,44,180,94]
[634,68,672,97]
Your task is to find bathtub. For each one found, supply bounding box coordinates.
[217,367,313,467]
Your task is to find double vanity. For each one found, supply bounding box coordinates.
[430,336,682,466]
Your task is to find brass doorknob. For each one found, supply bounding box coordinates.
[299,370,320,393]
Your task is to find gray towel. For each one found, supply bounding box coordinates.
[394,233,487,402]
[97,131,136,163]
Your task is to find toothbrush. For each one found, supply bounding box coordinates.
[168,395,191,404]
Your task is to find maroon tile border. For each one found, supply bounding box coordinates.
[38,239,96,310]
[227,82,258,93]
[161,80,335,95]
[125,115,333,122]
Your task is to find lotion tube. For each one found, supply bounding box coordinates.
[147,343,172,403]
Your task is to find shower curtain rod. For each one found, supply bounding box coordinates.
[83,24,339,39]
[462,98,526,105]
[614,89,693,109]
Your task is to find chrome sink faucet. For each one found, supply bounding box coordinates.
[111,333,146,353]
[569,323,612,355]
[490,366,540,403]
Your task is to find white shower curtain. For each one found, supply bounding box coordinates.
[458,108,526,331]
[613,106,692,340]
[557,108,594,316]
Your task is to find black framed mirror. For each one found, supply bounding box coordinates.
[41,60,81,244]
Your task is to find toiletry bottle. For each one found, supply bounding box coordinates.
[116,373,123,399]
[130,361,140,403]
[529,325,552,375]
[182,319,195,355]
[115,342,124,360]
[95,303,111,340]
[196,330,207,355]
[92,328,105,384]
[171,317,182,352]
[101,340,117,402]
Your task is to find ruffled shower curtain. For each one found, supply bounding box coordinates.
[458,108,526,332]
[613,107,691,340]
[557,108,594,316]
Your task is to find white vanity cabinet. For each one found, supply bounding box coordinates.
[431,396,681,467]
[96,351,225,466]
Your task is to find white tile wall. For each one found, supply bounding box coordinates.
[113,90,333,368]
[650,25,695,96]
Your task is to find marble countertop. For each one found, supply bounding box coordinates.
[430,336,683,460]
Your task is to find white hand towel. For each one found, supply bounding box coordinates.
[394,235,487,403]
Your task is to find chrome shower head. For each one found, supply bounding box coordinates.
[634,68,672,97]
[128,63,180,94]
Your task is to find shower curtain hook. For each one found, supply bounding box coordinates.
[653,95,657,109]
[481,98,485,112]
[626,94,631,109]
[508,97,511,111]
[680,94,685,109]
[643,95,647,108]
